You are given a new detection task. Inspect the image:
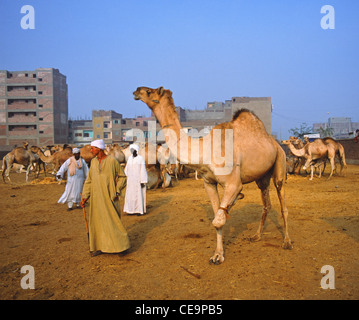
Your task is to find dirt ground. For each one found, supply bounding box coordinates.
[0,164,358,300]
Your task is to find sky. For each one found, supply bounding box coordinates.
[0,0,358,139]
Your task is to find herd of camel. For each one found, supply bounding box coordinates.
[0,86,349,264]
[282,135,347,180]
[0,140,193,189]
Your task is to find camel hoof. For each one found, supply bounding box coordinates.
[209,253,224,265]
[282,240,293,250]
[249,234,261,242]
[212,211,226,229]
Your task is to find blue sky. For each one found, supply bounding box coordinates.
[1,0,358,139]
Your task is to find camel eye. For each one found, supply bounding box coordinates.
[146,90,151,97]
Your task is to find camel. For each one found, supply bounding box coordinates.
[79,144,97,165]
[322,137,347,175]
[281,138,335,180]
[286,136,308,175]
[2,145,43,182]
[106,144,127,164]
[121,142,173,188]
[133,86,292,264]
[30,145,73,173]
[146,165,171,189]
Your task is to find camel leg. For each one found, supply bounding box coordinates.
[309,165,314,180]
[273,179,293,249]
[25,164,31,182]
[327,157,335,180]
[204,181,224,264]
[250,174,271,242]
[5,163,12,182]
[272,150,293,249]
[210,181,243,264]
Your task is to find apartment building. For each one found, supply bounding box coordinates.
[68,119,93,146]
[173,96,272,134]
[0,68,68,147]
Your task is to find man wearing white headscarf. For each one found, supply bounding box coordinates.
[81,139,130,256]
[57,147,89,211]
[124,144,148,215]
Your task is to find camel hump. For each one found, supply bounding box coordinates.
[232,108,259,121]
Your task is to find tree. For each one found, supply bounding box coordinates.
[318,126,334,138]
[288,123,313,139]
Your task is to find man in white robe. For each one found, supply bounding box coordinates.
[124,144,148,215]
[57,148,89,211]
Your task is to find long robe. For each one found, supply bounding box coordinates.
[124,154,148,215]
[57,157,89,206]
[82,155,130,253]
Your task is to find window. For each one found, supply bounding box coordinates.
[38,104,43,108]
[96,124,101,128]
[97,135,100,139]
[39,118,43,121]
[104,133,108,138]
[104,123,108,128]
[39,131,44,134]
[38,91,43,95]
[32,74,36,78]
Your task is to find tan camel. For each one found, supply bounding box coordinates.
[287,136,307,175]
[106,143,129,164]
[30,145,73,173]
[281,138,335,180]
[2,145,42,182]
[322,137,347,175]
[146,165,171,189]
[79,144,97,165]
[121,142,173,188]
[133,86,292,264]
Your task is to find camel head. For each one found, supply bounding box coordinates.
[281,139,290,145]
[133,86,173,109]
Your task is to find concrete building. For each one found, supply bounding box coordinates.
[91,110,156,144]
[68,119,93,146]
[313,117,359,139]
[0,68,68,147]
[174,96,272,135]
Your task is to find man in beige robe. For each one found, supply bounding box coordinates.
[81,139,130,256]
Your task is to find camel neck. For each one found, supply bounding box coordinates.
[153,100,203,165]
[287,142,305,157]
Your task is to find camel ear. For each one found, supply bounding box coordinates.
[158,86,164,96]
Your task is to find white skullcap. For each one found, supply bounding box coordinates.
[91,139,105,150]
[72,147,80,154]
[129,144,139,152]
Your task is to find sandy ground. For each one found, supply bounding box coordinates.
[0,165,358,300]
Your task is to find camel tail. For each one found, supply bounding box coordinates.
[339,144,347,169]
